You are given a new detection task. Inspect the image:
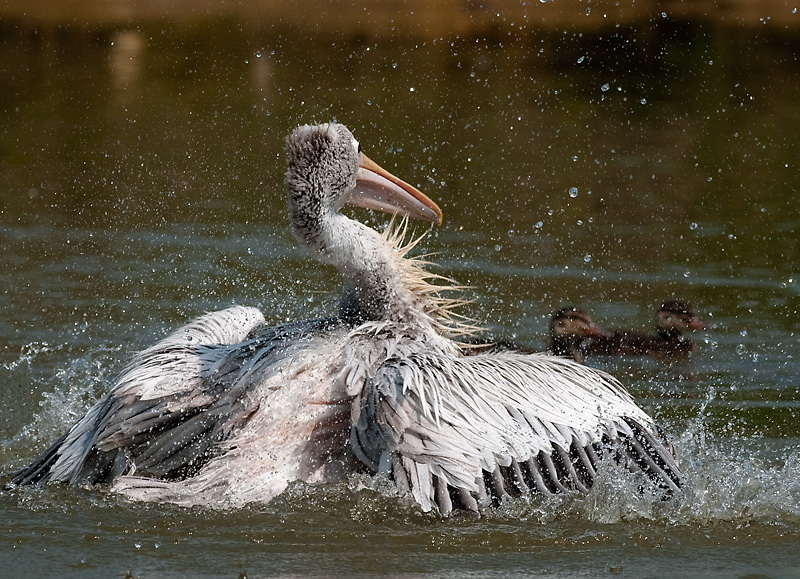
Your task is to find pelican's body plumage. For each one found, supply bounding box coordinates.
[8,123,682,514]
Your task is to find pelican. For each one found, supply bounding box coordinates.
[7,123,682,515]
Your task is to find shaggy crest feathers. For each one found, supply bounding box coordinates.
[379,216,480,339]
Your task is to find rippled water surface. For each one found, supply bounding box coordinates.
[1,4,799,577]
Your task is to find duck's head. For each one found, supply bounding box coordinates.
[550,307,610,360]
[656,300,707,335]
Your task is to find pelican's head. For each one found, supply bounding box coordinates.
[656,300,707,335]
[285,123,442,229]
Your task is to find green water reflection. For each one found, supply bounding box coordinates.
[1,7,799,576]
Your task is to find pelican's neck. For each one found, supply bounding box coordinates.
[291,207,424,325]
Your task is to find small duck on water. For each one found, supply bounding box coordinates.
[482,301,706,364]
[580,300,707,359]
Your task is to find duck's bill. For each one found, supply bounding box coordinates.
[585,323,613,338]
[347,153,443,225]
[688,316,708,331]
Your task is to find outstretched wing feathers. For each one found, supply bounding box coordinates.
[350,350,681,514]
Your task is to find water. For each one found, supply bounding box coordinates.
[2,5,800,577]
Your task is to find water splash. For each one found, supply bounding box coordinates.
[1,344,121,464]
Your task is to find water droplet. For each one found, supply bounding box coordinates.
[577,56,585,64]
[568,187,579,198]
[600,83,610,92]
[583,254,592,263]
[735,344,746,355]
[689,222,698,230]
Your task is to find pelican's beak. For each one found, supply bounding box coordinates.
[347,153,443,225]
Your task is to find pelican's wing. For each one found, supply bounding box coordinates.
[9,306,266,487]
[350,351,682,515]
